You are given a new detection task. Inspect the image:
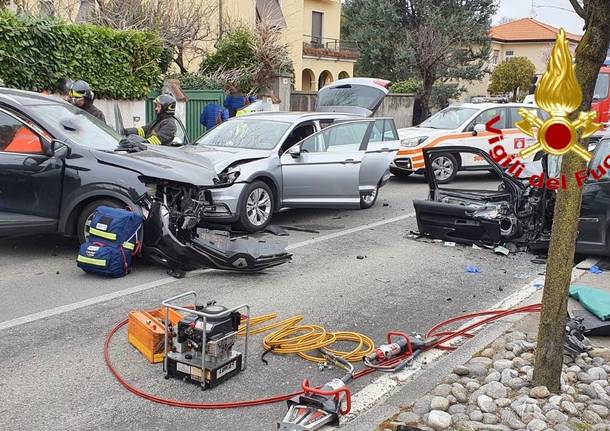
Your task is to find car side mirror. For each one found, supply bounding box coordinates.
[472,124,486,136]
[51,140,71,160]
[288,145,301,158]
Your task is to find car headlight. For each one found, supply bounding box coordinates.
[400,136,429,147]
[215,166,241,185]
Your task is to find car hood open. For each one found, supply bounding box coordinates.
[182,145,272,172]
[94,146,219,187]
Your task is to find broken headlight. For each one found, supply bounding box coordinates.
[400,136,428,147]
[215,166,241,186]
[145,183,157,197]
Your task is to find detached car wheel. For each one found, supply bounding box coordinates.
[77,199,122,244]
[236,181,274,232]
[360,185,379,209]
[390,167,412,177]
[431,153,458,184]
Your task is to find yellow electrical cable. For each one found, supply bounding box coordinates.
[238,314,375,364]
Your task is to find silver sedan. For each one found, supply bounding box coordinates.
[184,114,399,232]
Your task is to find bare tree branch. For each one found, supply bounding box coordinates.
[568,0,585,19]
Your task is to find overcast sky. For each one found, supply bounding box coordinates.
[493,0,585,34]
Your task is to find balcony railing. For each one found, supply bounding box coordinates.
[303,35,360,60]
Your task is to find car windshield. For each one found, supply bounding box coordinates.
[419,107,478,130]
[195,118,291,150]
[30,103,120,151]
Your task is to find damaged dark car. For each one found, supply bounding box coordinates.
[413,141,610,256]
[0,88,290,272]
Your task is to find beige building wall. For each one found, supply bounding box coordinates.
[19,0,355,92]
[461,40,577,100]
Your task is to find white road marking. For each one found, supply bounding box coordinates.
[0,213,416,331]
[340,260,597,426]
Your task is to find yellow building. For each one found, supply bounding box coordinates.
[463,18,581,100]
[217,0,358,91]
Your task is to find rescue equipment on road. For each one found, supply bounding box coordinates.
[77,206,143,277]
[278,350,354,430]
[161,291,250,390]
[104,301,590,430]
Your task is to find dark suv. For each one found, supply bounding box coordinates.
[0,88,218,242]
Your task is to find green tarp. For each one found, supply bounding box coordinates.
[569,285,610,321]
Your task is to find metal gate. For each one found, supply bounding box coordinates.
[146,89,225,140]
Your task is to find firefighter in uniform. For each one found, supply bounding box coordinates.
[124,94,177,146]
[69,80,106,123]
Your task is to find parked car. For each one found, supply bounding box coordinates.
[393,102,548,183]
[0,88,221,242]
[413,141,610,256]
[184,78,400,232]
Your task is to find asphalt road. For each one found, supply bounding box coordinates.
[0,172,544,431]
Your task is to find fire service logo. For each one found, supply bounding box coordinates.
[485,29,608,190]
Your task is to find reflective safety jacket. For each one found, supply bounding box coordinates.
[125,113,177,146]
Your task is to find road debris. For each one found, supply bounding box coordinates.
[465,266,481,274]
[590,265,603,274]
[494,245,510,256]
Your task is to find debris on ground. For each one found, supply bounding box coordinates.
[376,278,391,283]
[264,225,289,236]
[280,225,320,234]
[494,245,510,256]
[531,258,546,264]
[465,266,481,274]
[444,241,456,247]
[379,330,610,431]
[472,244,482,250]
[576,258,600,270]
[357,255,367,260]
[590,265,603,274]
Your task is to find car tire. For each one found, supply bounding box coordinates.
[236,181,274,232]
[430,153,458,184]
[390,167,412,177]
[77,199,123,244]
[360,185,379,209]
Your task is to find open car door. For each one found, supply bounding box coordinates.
[113,104,124,134]
[413,146,527,244]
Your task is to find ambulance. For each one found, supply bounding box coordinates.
[392,103,547,183]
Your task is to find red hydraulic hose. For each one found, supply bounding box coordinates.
[104,303,543,409]
[104,318,303,409]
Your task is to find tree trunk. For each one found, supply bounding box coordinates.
[76,0,96,22]
[174,48,188,75]
[533,0,610,392]
[419,71,435,120]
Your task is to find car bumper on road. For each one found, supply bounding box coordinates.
[201,183,248,223]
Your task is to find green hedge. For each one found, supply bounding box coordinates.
[0,12,162,99]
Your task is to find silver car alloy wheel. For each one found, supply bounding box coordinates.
[361,188,377,205]
[246,187,272,226]
[432,156,454,182]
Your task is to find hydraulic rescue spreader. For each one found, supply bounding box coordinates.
[278,350,354,431]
